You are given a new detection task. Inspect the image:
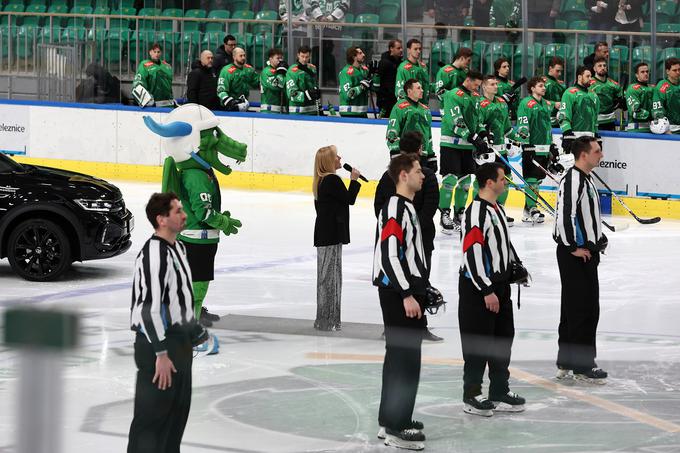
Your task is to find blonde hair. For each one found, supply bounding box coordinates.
[312,145,338,199]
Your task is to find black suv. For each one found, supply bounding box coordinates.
[0,152,133,281]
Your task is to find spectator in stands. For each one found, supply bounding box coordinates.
[526,0,560,30]
[471,0,492,27]
[214,35,237,74]
[587,0,617,41]
[613,0,644,37]
[77,63,128,104]
[376,39,403,118]
[583,42,609,72]
[426,0,469,39]
[186,50,221,111]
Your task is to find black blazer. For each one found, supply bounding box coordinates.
[373,167,439,253]
[314,174,361,247]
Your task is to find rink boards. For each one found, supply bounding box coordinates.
[1,99,680,219]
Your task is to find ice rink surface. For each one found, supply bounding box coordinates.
[1,181,680,452]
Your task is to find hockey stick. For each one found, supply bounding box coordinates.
[504,175,555,217]
[492,149,557,214]
[531,158,618,232]
[591,171,661,224]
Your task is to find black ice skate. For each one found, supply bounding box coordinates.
[440,208,455,235]
[383,427,425,450]
[377,420,424,439]
[522,207,545,224]
[574,367,608,384]
[490,391,526,412]
[463,395,495,417]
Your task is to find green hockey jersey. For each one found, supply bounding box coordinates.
[132,59,173,104]
[557,84,600,134]
[496,75,519,118]
[386,97,433,156]
[478,96,519,148]
[625,81,654,131]
[440,86,483,150]
[259,62,287,113]
[395,59,430,104]
[544,74,565,126]
[435,64,467,101]
[286,62,319,115]
[338,63,370,116]
[652,78,680,132]
[178,169,222,245]
[217,63,259,105]
[589,76,624,126]
[516,95,554,151]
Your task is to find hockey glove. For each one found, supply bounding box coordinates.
[424,155,438,173]
[304,88,321,101]
[521,144,536,160]
[517,128,530,140]
[276,63,288,76]
[359,79,372,90]
[470,132,490,154]
[236,95,250,112]
[561,129,575,153]
[367,59,379,76]
[223,96,240,111]
[501,91,517,104]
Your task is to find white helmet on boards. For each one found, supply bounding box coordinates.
[650,117,670,134]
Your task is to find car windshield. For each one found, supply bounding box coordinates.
[0,153,25,173]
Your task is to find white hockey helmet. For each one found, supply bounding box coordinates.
[650,117,670,134]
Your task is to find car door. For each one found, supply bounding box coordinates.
[0,154,20,214]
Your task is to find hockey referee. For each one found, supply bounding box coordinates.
[128,192,197,453]
[458,162,527,417]
[554,136,609,384]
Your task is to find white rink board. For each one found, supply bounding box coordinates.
[5,100,680,198]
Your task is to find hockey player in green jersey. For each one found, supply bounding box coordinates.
[286,45,322,115]
[589,57,625,131]
[438,71,490,233]
[338,46,372,117]
[651,57,680,134]
[217,47,259,112]
[558,65,600,153]
[132,43,174,108]
[435,47,472,108]
[395,39,430,104]
[494,57,521,119]
[145,103,248,338]
[260,48,288,114]
[625,62,654,132]
[517,76,561,223]
[386,78,435,167]
[544,57,566,127]
[478,74,521,225]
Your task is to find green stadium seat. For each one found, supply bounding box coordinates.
[253,10,278,36]
[554,19,568,29]
[27,0,46,6]
[205,9,230,35]
[512,43,542,80]
[62,25,86,43]
[91,5,109,30]
[72,0,93,6]
[544,43,572,70]
[609,45,628,80]
[94,0,109,6]
[159,8,183,33]
[41,23,62,42]
[231,31,252,49]
[229,10,254,34]
[137,7,161,32]
[230,0,250,12]
[183,9,205,33]
[658,23,680,33]
[104,28,131,64]
[47,4,68,15]
[251,32,272,69]
[120,0,135,8]
[50,0,68,6]
[631,46,651,69]
[430,39,453,70]
[575,43,593,62]
[485,41,513,73]
[109,15,130,30]
[568,20,588,30]
[657,48,680,74]
[462,39,487,71]
[655,1,678,24]
[353,13,379,53]
[379,0,400,24]
[179,29,201,62]
[561,0,588,22]
[202,31,223,48]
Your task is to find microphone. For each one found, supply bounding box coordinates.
[343,163,368,182]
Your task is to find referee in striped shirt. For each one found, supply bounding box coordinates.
[128,192,196,453]
[554,136,608,383]
[459,162,526,416]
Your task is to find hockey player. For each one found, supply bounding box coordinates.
[544,57,566,127]
[395,39,430,105]
[386,79,435,169]
[651,57,680,134]
[438,71,488,233]
[625,62,654,132]
[259,48,288,114]
[517,76,559,223]
[132,43,174,108]
[588,56,625,131]
[217,47,259,112]
[557,65,600,154]
[478,74,520,225]
[286,45,322,115]
[338,46,371,117]
[494,57,519,117]
[144,104,248,335]
[434,47,472,109]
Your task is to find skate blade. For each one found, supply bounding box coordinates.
[463,405,494,417]
[384,436,424,451]
[491,402,525,412]
[574,375,607,385]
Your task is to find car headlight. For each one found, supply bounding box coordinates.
[74,199,114,212]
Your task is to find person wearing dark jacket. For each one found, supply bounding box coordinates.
[376,40,403,118]
[76,63,128,104]
[213,35,236,75]
[374,131,443,343]
[186,50,221,111]
[313,145,362,331]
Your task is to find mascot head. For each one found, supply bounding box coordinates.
[143,103,247,175]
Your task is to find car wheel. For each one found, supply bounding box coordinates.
[7,219,72,282]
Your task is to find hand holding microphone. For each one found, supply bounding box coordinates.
[343,163,368,182]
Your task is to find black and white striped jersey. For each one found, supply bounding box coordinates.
[130,236,195,354]
[460,197,519,295]
[373,195,429,297]
[553,166,603,251]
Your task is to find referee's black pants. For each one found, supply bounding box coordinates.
[378,288,426,431]
[128,329,193,453]
[556,245,600,373]
[458,276,514,399]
